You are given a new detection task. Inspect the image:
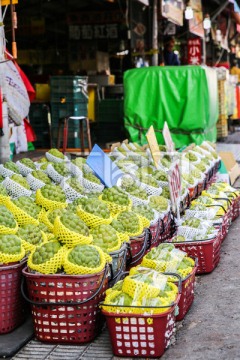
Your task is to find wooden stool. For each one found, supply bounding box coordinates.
[57,116,92,154]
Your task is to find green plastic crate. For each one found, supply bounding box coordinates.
[50,76,88,102]
[51,101,88,128]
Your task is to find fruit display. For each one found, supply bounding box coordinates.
[4,161,20,174]
[52,162,70,177]
[0,183,9,196]
[17,224,45,246]
[132,204,155,221]
[195,162,207,173]
[60,211,89,237]
[19,158,36,170]
[38,184,66,203]
[40,162,52,171]
[81,199,110,219]
[116,211,141,234]
[110,219,126,233]
[66,177,85,194]
[160,155,171,169]
[162,187,170,199]
[83,171,101,184]
[182,173,195,186]
[184,152,198,162]
[47,208,66,226]
[10,174,31,190]
[191,169,202,180]
[12,196,42,219]
[142,243,195,279]
[0,205,17,230]
[182,218,201,228]
[47,148,65,159]
[67,244,101,268]
[31,170,52,185]
[137,166,154,176]
[72,157,86,168]
[149,196,169,212]
[102,186,130,205]
[90,224,121,253]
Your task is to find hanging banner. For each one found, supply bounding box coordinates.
[146,125,161,168]
[160,0,184,27]
[189,0,204,38]
[188,38,202,65]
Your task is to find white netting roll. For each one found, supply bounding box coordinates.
[2,177,32,199]
[26,173,46,190]
[16,161,35,176]
[70,163,84,178]
[46,164,70,184]
[45,152,68,163]
[60,178,85,202]
[177,226,206,238]
[82,177,104,192]
[0,164,16,178]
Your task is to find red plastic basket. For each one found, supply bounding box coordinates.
[149,220,160,249]
[102,294,180,358]
[168,233,221,274]
[0,261,26,334]
[158,212,173,243]
[127,229,150,269]
[176,264,197,321]
[232,197,240,221]
[21,266,108,344]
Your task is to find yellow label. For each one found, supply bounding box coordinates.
[146,125,161,168]
[1,0,18,5]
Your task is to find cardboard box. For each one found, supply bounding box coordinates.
[218,151,240,185]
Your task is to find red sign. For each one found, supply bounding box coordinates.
[188,38,202,65]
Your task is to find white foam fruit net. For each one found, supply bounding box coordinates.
[60,178,85,202]
[16,161,35,176]
[185,207,218,220]
[26,173,46,191]
[0,164,15,178]
[82,177,104,192]
[70,163,83,178]
[46,164,69,184]
[2,177,32,198]
[45,152,68,163]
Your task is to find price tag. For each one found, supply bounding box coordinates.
[86,144,124,187]
[146,125,161,168]
[163,121,175,152]
[168,161,181,220]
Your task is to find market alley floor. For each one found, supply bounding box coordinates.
[8,178,240,360]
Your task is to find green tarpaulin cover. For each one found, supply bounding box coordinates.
[124,65,219,148]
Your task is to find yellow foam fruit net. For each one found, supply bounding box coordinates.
[0,193,11,206]
[136,214,150,229]
[63,245,107,275]
[122,275,160,301]
[77,206,113,228]
[0,245,25,264]
[36,189,67,211]
[53,216,93,248]
[118,232,130,243]
[38,209,54,232]
[102,290,141,314]
[21,231,48,254]
[5,199,39,226]
[28,243,65,274]
[99,195,132,216]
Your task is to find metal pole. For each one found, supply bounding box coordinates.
[152,0,158,66]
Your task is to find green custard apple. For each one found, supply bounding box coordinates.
[162,187,170,199]
[132,204,155,221]
[68,244,101,268]
[4,161,20,174]
[18,224,44,245]
[13,196,42,219]
[72,157,86,169]
[185,152,198,162]
[31,241,62,264]
[138,174,158,188]
[149,196,168,212]
[182,218,201,228]
[48,208,66,225]
[0,234,21,254]
[83,171,101,184]
[41,184,66,202]
[117,211,140,233]
[66,177,84,194]
[102,186,130,205]
[0,183,8,196]
[111,219,125,233]
[11,174,31,190]
[82,199,110,219]
[20,158,36,170]
[31,170,52,184]
[153,170,168,182]
[48,148,65,159]
[52,162,70,177]
[60,211,89,236]
[90,224,119,252]
[0,205,16,228]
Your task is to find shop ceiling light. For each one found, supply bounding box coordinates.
[185,6,193,20]
[203,15,211,30]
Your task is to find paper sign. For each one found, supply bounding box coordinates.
[146,125,161,167]
[86,144,124,188]
[168,161,181,219]
[163,121,175,152]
